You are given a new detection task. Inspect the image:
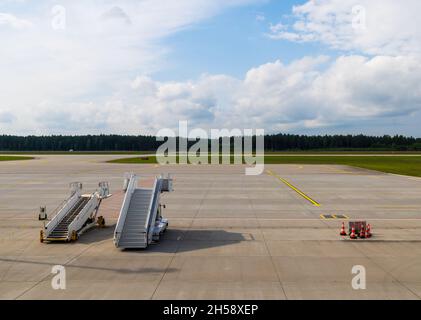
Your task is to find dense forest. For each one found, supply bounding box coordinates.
[0,134,420,152]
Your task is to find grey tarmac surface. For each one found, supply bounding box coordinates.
[1,155,421,299]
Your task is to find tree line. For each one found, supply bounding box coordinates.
[0,134,420,152]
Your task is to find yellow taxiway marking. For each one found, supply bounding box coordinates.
[333,214,349,219]
[320,214,350,220]
[267,170,321,207]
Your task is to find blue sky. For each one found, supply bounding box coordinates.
[158,0,332,81]
[1,0,421,136]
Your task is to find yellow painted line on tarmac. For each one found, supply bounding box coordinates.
[320,214,349,220]
[267,170,321,207]
[333,214,349,219]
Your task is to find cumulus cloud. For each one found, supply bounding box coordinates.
[11,54,420,135]
[142,55,421,133]
[0,13,32,29]
[2,0,421,136]
[268,0,421,56]
[257,0,421,134]
[0,111,15,123]
[100,6,132,26]
[0,0,262,134]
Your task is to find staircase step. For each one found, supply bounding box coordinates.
[48,196,90,237]
[116,187,158,249]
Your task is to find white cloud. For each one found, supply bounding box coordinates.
[0,13,32,29]
[0,0,262,134]
[6,54,420,135]
[0,111,15,123]
[269,0,421,56]
[2,0,421,136]
[254,0,421,135]
[100,6,132,25]
[256,14,265,22]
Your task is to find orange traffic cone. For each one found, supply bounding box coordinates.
[360,225,366,239]
[340,222,347,236]
[366,224,372,238]
[350,227,357,239]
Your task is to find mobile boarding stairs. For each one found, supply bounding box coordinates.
[40,182,111,243]
[114,174,173,249]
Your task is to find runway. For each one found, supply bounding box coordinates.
[1,155,421,299]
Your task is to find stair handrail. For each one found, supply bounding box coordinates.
[144,178,158,230]
[114,174,137,246]
[48,199,68,221]
[68,195,98,236]
[44,192,80,236]
[146,178,162,244]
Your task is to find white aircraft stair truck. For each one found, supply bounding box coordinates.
[114,173,173,249]
[40,182,111,243]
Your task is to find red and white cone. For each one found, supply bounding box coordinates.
[359,225,366,239]
[340,222,347,236]
[366,224,372,238]
[350,227,357,239]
